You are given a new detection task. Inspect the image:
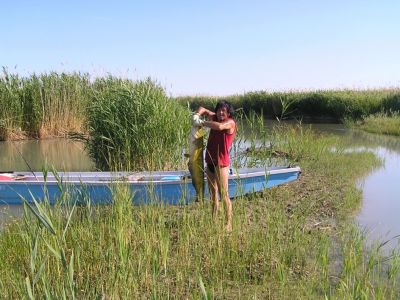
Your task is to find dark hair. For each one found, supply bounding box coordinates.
[214,100,235,119]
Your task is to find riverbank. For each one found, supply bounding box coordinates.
[0,125,398,298]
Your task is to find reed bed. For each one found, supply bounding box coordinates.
[0,68,24,140]
[1,119,399,298]
[177,88,400,121]
[84,78,191,171]
[2,68,400,142]
[0,70,191,171]
[0,68,90,140]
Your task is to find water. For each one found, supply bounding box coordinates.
[357,147,400,249]
[0,139,94,172]
[0,139,94,229]
[311,124,400,251]
[1,126,400,251]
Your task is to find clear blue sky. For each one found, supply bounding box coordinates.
[1,1,400,96]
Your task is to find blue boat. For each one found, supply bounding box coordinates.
[0,166,301,205]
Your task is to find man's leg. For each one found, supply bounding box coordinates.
[206,166,219,220]
[217,166,232,232]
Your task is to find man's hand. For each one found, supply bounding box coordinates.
[192,113,204,126]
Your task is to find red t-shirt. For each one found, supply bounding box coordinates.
[205,118,236,167]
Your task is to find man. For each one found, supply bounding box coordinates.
[193,101,236,232]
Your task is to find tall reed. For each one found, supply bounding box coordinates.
[2,68,400,141]
[0,68,24,139]
[178,88,400,121]
[85,77,191,171]
[0,69,90,139]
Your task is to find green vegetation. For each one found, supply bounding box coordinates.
[84,78,190,171]
[2,69,400,142]
[1,69,399,296]
[0,68,90,140]
[0,69,191,171]
[178,89,400,121]
[1,120,399,298]
[351,112,400,136]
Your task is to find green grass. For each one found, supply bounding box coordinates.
[1,122,399,298]
[352,112,400,136]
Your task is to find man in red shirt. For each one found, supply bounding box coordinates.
[193,101,236,232]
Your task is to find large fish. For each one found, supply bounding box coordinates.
[188,123,206,202]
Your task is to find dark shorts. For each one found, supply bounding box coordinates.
[207,163,231,174]
[207,163,215,174]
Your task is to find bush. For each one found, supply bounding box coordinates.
[86,78,191,171]
[382,94,400,113]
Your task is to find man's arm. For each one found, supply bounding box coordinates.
[196,106,215,118]
[204,119,235,131]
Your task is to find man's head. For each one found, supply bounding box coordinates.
[214,100,234,121]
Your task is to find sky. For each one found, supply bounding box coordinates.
[1,0,400,96]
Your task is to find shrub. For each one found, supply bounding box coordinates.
[86,78,191,171]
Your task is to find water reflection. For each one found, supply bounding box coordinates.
[341,129,400,153]
[0,139,95,172]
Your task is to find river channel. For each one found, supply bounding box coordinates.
[1,124,400,250]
